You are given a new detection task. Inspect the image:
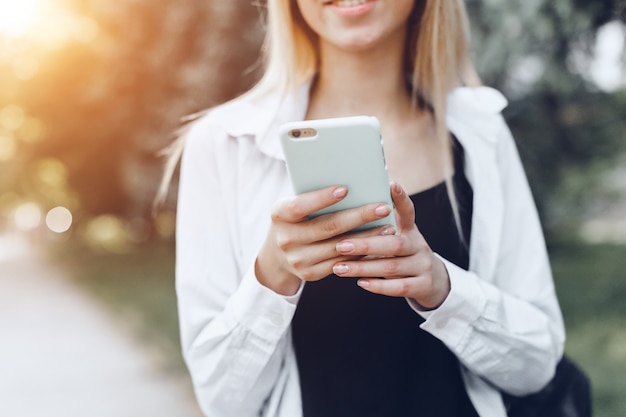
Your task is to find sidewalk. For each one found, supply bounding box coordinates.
[0,234,204,417]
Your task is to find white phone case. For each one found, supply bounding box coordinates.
[279,116,396,231]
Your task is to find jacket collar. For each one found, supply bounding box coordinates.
[223,81,507,160]
[447,86,508,146]
[223,82,311,161]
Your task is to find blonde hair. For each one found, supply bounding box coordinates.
[157,0,481,226]
[259,0,479,93]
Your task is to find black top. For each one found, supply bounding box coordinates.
[291,139,478,417]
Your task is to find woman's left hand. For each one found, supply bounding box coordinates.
[332,181,451,310]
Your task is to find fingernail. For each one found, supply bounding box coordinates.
[333,186,348,199]
[336,242,354,253]
[357,279,370,288]
[381,227,396,236]
[375,204,390,216]
[333,264,349,275]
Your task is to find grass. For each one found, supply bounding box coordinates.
[550,243,626,417]
[54,239,626,416]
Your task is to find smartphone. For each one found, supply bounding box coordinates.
[278,115,396,232]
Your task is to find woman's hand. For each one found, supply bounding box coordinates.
[332,182,451,310]
[255,185,396,296]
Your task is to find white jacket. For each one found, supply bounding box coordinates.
[175,83,566,417]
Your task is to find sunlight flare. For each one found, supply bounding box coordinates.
[0,0,98,50]
[0,0,41,37]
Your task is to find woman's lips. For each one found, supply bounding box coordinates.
[326,0,370,6]
[324,0,376,16]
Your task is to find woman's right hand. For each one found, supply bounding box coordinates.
[255,185,395,296]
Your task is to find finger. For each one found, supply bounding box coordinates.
[303,202,393,242]
[343,224,397,240]
[274,221,392,266]
[287,242,363,269]
[335,233,419,258]
[295,255,361,282]
[302,224,396,263]
[356,275,447,309]
[356,276,429,299]
[390,181,416,232]
[272,185,348,223]
[332,253,431,279]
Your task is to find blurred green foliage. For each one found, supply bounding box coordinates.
[551,243,626,416]
[466,0,626,237]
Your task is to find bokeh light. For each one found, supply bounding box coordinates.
[45,206,72,233]
[36,158,68,188]
[579,218,626,244]
[82,214,129,253]
[13,202,41,230]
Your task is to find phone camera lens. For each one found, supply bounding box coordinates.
[291,130,301,138]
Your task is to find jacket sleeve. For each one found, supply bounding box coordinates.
[416,119,566,396]
[175,118,299,416]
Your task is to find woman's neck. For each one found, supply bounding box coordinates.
[305,34,445,194]
[306,35,414,122]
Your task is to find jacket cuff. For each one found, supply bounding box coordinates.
[415,255,488,351]
[227,261,303,344]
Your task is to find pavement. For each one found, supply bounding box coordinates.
[0,233,204,417]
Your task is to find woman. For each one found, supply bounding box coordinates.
[173,0,565,416]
